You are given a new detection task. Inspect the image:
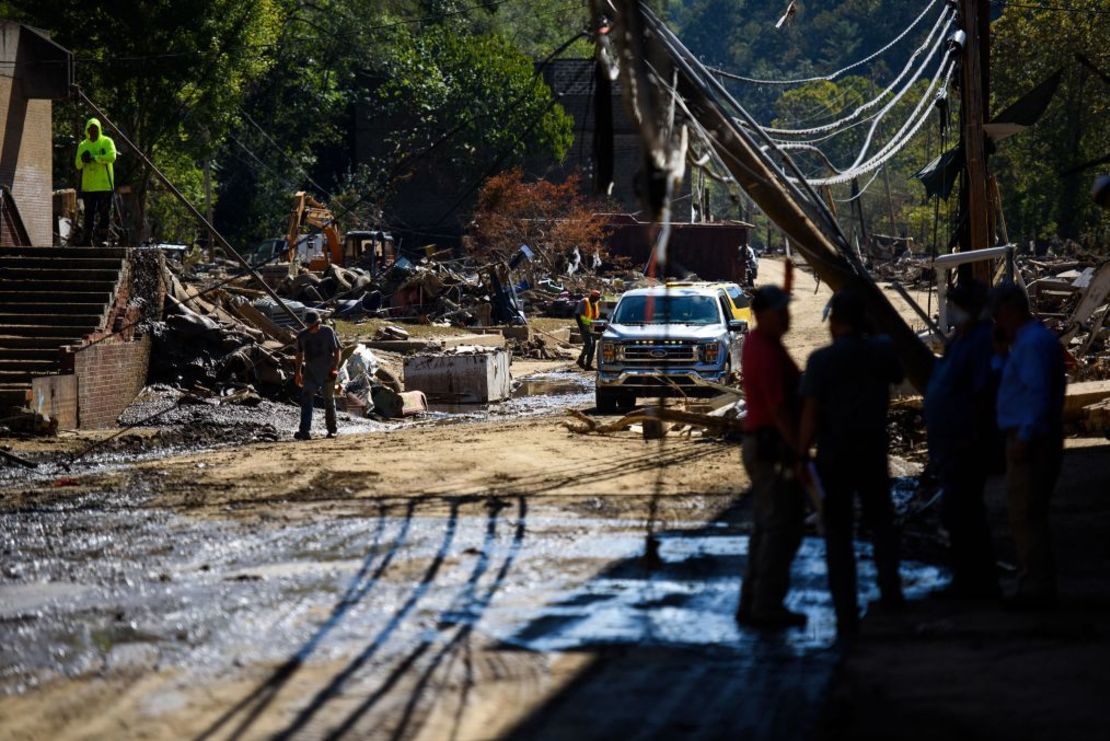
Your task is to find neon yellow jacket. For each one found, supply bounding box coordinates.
[75,117,117,192]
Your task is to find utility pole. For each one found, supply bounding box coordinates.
[959,0,993,284]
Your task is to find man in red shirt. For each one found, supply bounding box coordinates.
[737,285,807,629]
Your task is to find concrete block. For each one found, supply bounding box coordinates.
[441,334,506,350]
[32,374,77,429]
[403,348,511,403]
[488,325,531,341]
[372,387,428,418]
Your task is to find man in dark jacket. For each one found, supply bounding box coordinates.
[799,290,904,638]
[925,280,1001,599]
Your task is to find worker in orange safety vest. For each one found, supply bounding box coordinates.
[576,289,602,370]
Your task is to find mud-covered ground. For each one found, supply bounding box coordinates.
[4,258,1099,740]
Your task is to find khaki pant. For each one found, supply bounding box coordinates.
[1005,432,1062,598]
[739,433,805,617]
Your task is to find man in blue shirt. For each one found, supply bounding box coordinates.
[991,283,1066,607]
[925,281,1001,599]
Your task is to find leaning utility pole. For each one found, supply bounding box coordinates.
[959,0,993,283]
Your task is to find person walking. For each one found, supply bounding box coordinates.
[737,285,807,629]
[74,118,117,247]
[798,290,905,638]
[991,282,1066,608]
[925,280,1001,599]
[576,289,602,370]
[294,311,341,440]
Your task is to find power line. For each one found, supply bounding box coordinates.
[756,5,955,138]
[708,0,943,86]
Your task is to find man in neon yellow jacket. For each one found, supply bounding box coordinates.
[74,117,117,246]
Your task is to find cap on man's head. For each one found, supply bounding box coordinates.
[827,290,867,330]
[750,285,790,314]
[590,289,601,298]
[989,281,1029,315]
[304,310,321,325]
[949,279,988,313]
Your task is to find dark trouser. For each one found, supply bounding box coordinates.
[577,321,596,369]
[940,452,998,595]
[819,450,902,635]
[1005,431,1062,598]
[80,191,112,246]
[299,378,337,436]
[739,432,805,618]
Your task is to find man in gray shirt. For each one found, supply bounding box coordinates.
[294,310,341,440]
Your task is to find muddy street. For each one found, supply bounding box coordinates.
[0,436,945,740]
[0,259,953,740]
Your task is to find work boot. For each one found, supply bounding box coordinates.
[748,607,808,629]
[326,431,337,439]
[293,431,311,441]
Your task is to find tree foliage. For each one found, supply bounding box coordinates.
[991,0,1108,243]
[471,168,611,275]
[667,0,1107,247]
[5,0,281,240]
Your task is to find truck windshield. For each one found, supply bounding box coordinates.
[611,295,721,325]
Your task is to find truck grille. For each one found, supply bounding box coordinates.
[621,341,698,363]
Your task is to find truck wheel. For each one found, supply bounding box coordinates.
[618,391,638,412]
[596,388,619,414]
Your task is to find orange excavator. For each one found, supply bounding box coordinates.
[284,191,395,272]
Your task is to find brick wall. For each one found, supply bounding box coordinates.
[0,23,55,246]
[71,336,151,429]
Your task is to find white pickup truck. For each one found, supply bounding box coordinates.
[593,284,748,413]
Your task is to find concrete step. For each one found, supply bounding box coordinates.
[0,280,118,294]
[0,326,90,339]
[0,267,122,283]
[0,247,128,259]
[0,303,108,315]
[0,291,111,305]
[0,387,29,410]
[0,314,102,328]
[0,336,81,349]
[0,358,58,374]
[0,257,124,271]
[0,347,60,361]
[0,370,55,384]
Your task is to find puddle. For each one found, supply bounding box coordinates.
[490,533,947,654]
[1,481,949,740]
[512,373,593,398]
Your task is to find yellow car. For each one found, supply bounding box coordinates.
[665,281,753,324]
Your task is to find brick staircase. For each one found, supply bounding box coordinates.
[0,247,129,415]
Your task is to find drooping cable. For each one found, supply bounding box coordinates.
[641,8,861,267]
[801,59,955,186]
[756,5,954,138]
[707,0,943,86]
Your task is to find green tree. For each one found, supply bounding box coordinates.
[991,1,1109,243]
[5,0,281,242]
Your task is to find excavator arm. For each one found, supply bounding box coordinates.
[286,191,343,268]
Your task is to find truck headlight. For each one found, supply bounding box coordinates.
[701,342,721,364]
[601,342,617,363]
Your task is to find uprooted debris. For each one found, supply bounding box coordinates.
[564,394,746,439]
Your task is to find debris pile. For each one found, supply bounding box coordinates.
[1020,255,1109,373]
